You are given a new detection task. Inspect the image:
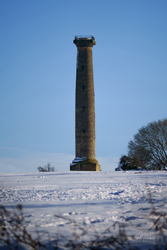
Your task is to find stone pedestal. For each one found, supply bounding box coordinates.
[70,158,100,171]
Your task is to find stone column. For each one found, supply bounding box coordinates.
[70,36,100,171]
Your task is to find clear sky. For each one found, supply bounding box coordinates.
[0,0,167,173]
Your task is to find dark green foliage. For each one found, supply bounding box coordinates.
[118,155,140,171]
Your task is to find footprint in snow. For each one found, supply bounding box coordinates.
[125,216,138,221]
[110,190,124,195]
[149,182,166,187]
[34,176,45,178]
[69,211,78,215]
[90,218,104,224]
[138,207,150,211]
[25,214,33,218]
[125,210,132,214]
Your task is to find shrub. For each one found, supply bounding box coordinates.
[116,155,140,171]
[37,163,55,172]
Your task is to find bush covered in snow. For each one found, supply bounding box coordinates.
[37,163,55,172]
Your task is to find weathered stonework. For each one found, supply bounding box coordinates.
[70,36,100,171]
[70,163,101,171]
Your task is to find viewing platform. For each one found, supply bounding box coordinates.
[73,35,96,47]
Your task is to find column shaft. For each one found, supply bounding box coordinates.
[75,47,95,159]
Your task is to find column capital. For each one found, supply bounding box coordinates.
[73,36,96,48]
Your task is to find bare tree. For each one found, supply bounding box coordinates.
[128,119,167,169]
[37,163,55,172]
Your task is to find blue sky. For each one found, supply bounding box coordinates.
[0,0,167,172]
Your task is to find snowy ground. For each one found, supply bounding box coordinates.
[0,171,167,249]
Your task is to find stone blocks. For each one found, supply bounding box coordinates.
[70,36,100,171]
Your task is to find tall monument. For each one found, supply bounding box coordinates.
[70,35,100,171]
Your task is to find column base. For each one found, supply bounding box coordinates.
[70,157,101,171]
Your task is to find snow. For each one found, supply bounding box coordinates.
[70,157,86,166]
[0,171,167,249]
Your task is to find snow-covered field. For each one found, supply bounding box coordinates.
[0,171,167,249]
